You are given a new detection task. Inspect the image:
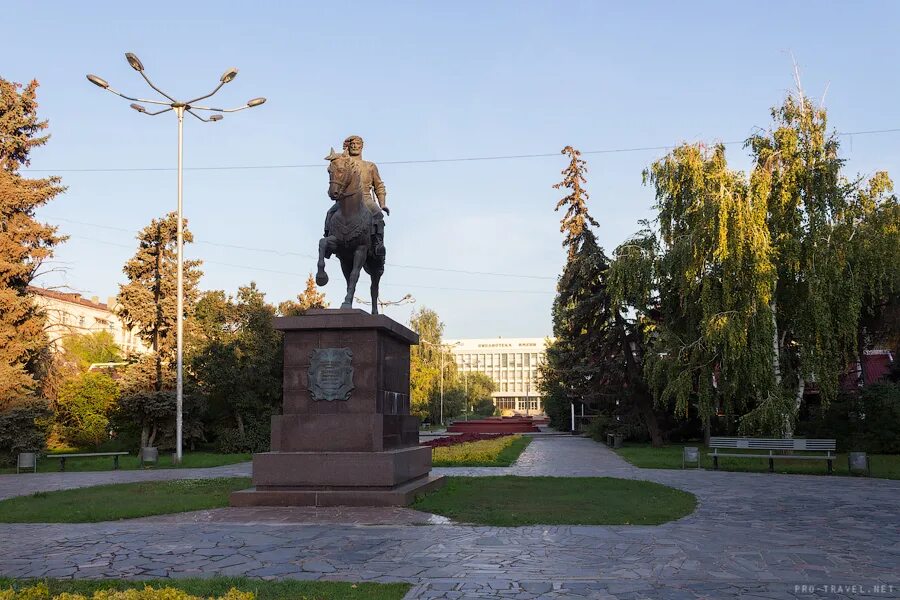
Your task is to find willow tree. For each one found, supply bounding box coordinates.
[746,94,888,432]
[639,144,778,435]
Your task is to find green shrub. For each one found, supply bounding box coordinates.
[806,382,900,453]
[57,372,119,449]
[472,398,496,417]
[214,416,271,453]
[0,583,254,599]
[0,400,51,466]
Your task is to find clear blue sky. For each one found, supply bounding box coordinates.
[10,1,900,338]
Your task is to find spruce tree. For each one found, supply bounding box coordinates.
[553,146,598,260]
[116,212,202,391]
[278,274,329,316]
[0,78,66,402]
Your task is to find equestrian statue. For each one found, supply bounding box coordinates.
[315,135,389,314]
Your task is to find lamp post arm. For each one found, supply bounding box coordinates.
[138,70,177,102]
[190,104,254,113]
[186,109,212,122]
[186,82,226,105]
[144,107,174,116]
[105,87,172,106]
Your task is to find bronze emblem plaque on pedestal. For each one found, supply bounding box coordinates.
[308,348,354,401]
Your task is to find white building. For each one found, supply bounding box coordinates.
[29,286,149,356]
[444,337,551,415]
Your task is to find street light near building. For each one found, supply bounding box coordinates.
[86,53,265,463]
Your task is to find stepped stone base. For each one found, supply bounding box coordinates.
[230,474,445,507]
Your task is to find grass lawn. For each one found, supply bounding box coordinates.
[412,475,696,526]
[614,442,900,479]
[0,578,409,600]
[431,435,531,467]
[0,477,252,523]
[1,452,251,475]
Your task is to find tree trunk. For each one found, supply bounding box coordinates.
[857,325,869,387]
[140,424,150,451]
[617,314,663,447]
[148,424,157,448]
[703,414,711,447]
[771,301,782,385]
[235,412,246,438]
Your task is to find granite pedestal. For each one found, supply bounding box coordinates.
[230,309,444,507]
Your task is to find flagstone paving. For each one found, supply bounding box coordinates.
[0,437,897,599]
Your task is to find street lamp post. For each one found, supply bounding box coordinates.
[87,53,265,463]
[420,340,461,427]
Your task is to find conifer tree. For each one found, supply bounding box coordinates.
[116,212,202,391]
[278,274,328,316]
[553,146,598,260]
[0,78,65,462]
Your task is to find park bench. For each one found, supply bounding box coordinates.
[46,451,129,471]
[708,437,836,474]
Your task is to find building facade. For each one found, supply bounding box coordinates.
[444,337,550,415]
[30,287,149,356]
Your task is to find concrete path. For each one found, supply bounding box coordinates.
[0,437,898,599]
[0,462,251,501]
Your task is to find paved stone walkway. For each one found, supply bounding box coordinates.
[0,463,251,501]
[0,437,898,599]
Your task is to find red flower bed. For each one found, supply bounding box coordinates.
[421,432,512,448]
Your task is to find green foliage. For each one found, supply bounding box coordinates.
[56,372,119,448]
[191,283,282,450]
[0,78,66,404]
[112,390,205,452]
[60,331,122,372]
[0,400,51,466]
[116,212,202,391]
[472,398,497,416]
[409,306,457,421]
[0,583,256,600]
[806,383,900,453]
[0,578,410,600]
[277,274,328,315]
[553,146,599,260]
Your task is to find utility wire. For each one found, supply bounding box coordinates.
[46,215,557,280]
[65,234,553,295]
[22,127,900,173]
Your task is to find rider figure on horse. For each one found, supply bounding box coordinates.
[324,135,389,257]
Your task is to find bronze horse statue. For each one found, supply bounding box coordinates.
[315,150,385,313]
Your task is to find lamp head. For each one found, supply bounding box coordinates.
[247,97,266,108]
[220,67,239,83]
[86,74,110,89]
[125,52,144,72]
[129,103,147,113]
[209,114,223,122]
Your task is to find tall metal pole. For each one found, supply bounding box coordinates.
[86,53,265,465]
[439,351,444,426]
[175,105,184,464]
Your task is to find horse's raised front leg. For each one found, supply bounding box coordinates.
[316,237,335,286]
[370,270,381,315]
[342,244,368,309]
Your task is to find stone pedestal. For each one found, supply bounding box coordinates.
[230,309,444,507]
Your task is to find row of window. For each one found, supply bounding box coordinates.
[499,381,538,393]
[456,352,543,368]
[494,398,542,410]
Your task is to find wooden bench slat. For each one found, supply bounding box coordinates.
[47,452,129,458]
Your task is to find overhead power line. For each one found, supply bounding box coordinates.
[64,234,553,296]
[23,127,900,173]
[46,215,556,280]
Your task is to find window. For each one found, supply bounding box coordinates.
[516,353,523,367]
[78,316,85,327]
[501,382,508,392]
[524,353,530,368]
[501,354,508,368]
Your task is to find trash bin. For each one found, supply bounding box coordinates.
[17,452,37,474]
[613,434,623,449]
[682,446,700,469]
[140,447,158,468]
[848,452,870,476]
